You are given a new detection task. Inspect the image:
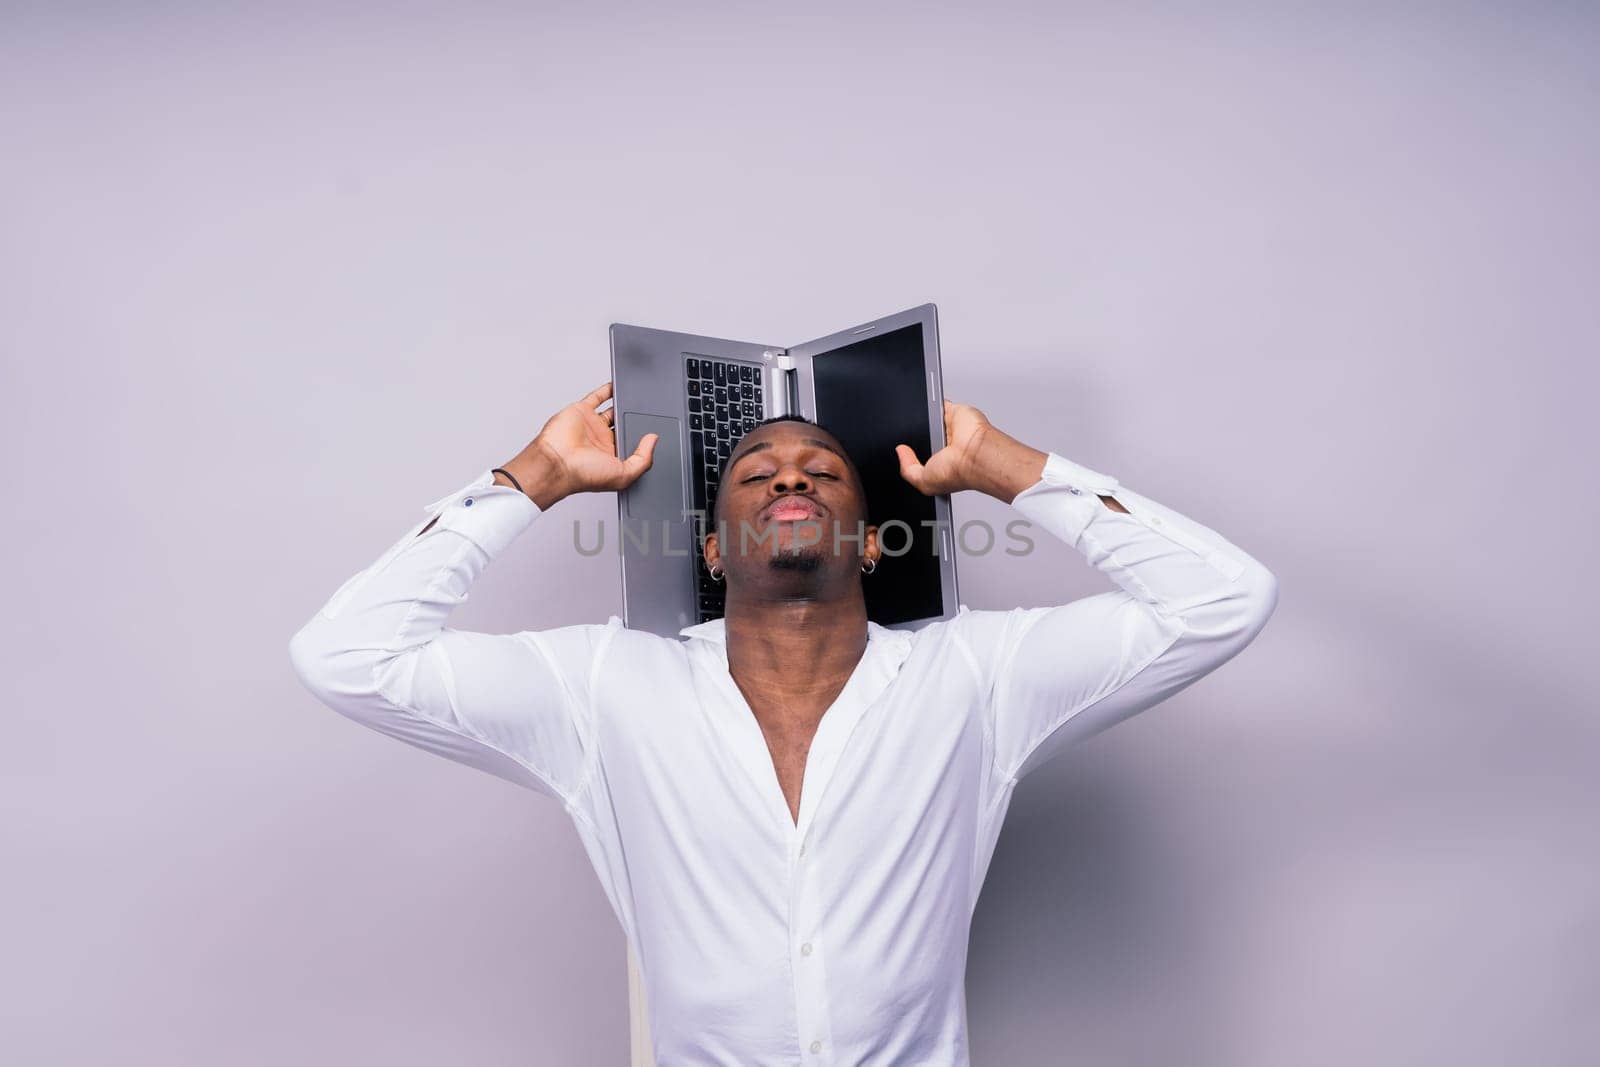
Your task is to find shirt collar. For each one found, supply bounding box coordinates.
[678,616,728,642]
[678,615,913,656]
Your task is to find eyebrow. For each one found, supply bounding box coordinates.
[727,438,849,470]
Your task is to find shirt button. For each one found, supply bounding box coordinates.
[1150,515,1163,526]
[800,942,813,956]
[1067,486,1083,495]
[463,498,474,506]
[810,1040,822,1053]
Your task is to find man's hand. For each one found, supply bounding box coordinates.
[895,399,1048,503]
[499,382,657,509]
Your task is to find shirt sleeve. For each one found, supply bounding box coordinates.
[287,468,619,808]
[950,452,1279,784]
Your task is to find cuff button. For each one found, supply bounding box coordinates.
[464,498,474,506]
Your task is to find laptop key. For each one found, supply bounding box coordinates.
[714,363,725,386]
[687,357,698,376]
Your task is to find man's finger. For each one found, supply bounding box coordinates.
[582,381,614,409]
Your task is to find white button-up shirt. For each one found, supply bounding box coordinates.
[289,452,1278,1065]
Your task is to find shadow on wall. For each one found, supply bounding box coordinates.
[964,568,1599,1066]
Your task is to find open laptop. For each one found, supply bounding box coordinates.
[609,303,959,639]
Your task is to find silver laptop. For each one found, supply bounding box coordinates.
[609,303,960,639]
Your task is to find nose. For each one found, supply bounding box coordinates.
[771,462,813,496]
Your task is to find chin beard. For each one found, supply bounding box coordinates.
[767,549,825,575]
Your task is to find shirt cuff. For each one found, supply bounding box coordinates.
[1008,452,1121,548]
[422,468,543,558]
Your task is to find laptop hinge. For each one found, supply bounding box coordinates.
[764,350,798,417]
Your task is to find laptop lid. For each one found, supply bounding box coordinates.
[786,303,959,631]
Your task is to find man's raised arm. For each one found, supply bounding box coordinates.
[897,400,1279,784]
[286,383,657,806]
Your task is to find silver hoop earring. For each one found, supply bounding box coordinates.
[861,557,878,575]
[708,563,724,582]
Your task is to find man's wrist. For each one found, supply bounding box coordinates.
[967,429,1049,504]
[497,447,568,510]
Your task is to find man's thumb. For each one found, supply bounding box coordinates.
[895,444,925,489]
[621,433,658,479]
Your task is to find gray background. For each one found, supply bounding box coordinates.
[5,3,1596,1064]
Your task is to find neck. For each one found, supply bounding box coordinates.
[722,588,870,711]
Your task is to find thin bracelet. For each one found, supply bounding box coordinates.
[491,467,525,497]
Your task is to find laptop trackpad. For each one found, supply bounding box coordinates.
[621,412,684,520]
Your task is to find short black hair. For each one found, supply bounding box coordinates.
[711,414,865,528]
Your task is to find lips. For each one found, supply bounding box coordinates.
[763,496,823,523]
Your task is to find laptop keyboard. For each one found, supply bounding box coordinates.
[685,356,763,621]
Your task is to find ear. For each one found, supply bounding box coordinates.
[703,527,721,571]
[864,523,880,566]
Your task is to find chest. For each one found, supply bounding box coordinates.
[589,630,987,854]
[744,696,832,826]
[594,650,995,943]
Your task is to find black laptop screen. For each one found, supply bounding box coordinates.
[811,323,944,626]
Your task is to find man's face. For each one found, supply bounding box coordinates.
[707,422,874,586]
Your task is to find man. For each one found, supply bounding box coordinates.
[288,381,1278,1065]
